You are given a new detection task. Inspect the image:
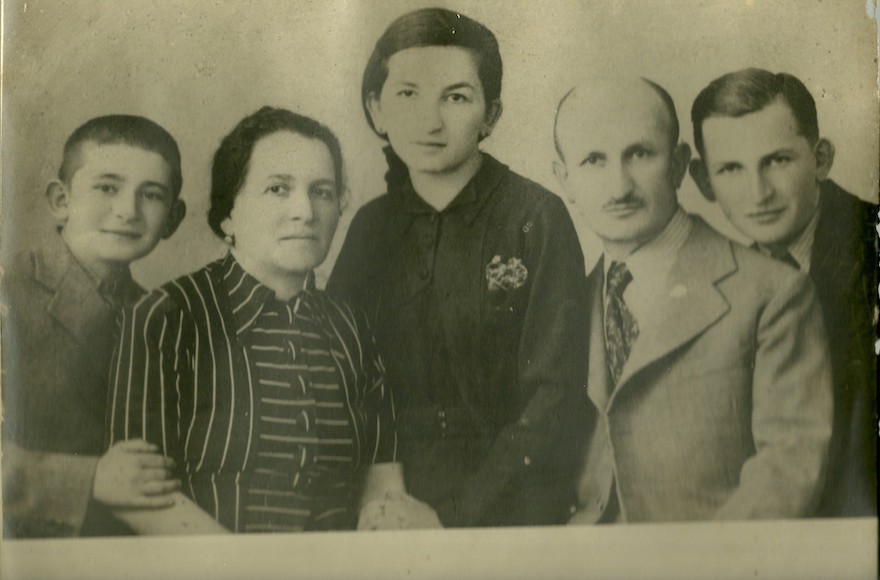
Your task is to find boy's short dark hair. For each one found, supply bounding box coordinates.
[691,68,819,157]
[59,115,183,198]
[207,106,346,240]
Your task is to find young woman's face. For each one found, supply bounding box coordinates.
[369,46,498,177]
[221,131,340,284]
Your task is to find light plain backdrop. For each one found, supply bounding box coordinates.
[1,1,878,578]
[2,0,877,288]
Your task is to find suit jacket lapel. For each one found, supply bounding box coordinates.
[613,218,736,394]
[585,258,612,411]
[35,238,115,373]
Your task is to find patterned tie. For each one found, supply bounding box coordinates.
[605,261,639,385]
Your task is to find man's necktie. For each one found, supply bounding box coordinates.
[605,261,639,385]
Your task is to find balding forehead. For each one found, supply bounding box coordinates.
[556,78,678,149]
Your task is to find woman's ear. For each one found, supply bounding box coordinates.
[161,199,187,239]
[366,92,387,136]
[814,138,835,181]
[45,180,71,223]
[481,99,503,139]
[688,159,716,202]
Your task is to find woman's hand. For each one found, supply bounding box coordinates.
[92,440,180,508]
[358,491,443,530]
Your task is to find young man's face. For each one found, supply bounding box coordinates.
[58,142,176,278]
[554,81,686,257]
[697,97,822,249]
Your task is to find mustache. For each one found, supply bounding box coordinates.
[601,193,643,211]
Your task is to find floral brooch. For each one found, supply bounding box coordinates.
[486,255,528,291]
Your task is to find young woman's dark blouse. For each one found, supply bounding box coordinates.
[328,154,590,527]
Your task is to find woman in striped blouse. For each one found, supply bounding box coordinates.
[107,107,439,534]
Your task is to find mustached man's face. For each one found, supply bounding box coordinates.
[555,81,688,257]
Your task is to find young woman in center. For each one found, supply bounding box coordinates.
[328,8,589,527]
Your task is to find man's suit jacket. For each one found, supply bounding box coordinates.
[572,216,833,523]
[810,179,877,517]
[1,233,139,537]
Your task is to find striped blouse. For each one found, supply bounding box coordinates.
[107,253,396,532]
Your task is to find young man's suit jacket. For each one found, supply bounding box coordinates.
[810,179,877,517]
[1,233,140,537]
[572,216,833,523]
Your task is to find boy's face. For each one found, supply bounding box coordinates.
[696,97,823,249]
[55,142,176,278]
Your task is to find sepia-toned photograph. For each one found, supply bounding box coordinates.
[1,0,877,577]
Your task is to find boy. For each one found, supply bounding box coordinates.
[689,69,878,517]
[2,115,187,537]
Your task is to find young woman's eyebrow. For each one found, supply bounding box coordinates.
[94,173,125,181]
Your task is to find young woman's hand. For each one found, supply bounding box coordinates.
[92,440,180,508]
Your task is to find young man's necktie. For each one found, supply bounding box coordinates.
[604,261,639,386]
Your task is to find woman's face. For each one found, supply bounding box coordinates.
[221,130,340,284]
[368,45,499,177]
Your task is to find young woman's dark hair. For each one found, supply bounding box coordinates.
[361,8,503,188]
[207,106,346,239]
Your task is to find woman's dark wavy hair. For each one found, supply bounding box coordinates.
[361,8,503,190]
[207,106,346,240]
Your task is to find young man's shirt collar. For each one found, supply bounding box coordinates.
[602,206,692,326]
[755,205,820,273]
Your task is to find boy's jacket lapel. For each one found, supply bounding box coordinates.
[33,236,116,374]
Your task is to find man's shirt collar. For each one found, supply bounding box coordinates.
[602,206,692,292]
[755,205,820,273]
[601,207,692,327]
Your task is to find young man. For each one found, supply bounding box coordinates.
[553,77,832,522]
[689,69,878,517]
[2,115,187,537]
